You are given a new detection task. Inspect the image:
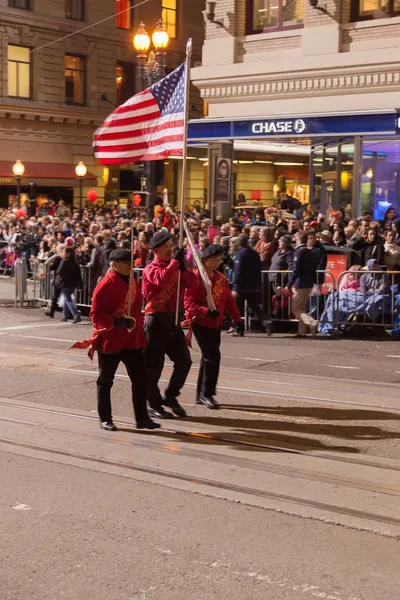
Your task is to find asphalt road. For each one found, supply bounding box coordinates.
[1,280,400,600]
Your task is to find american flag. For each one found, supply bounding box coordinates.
[93,63,185,165]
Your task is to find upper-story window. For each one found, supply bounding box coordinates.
[65,54,86,105]
[65,0,85,21]
[116,0,131,29]
[162,0,177,38]
[8,0,30,9]
[249,0,304,33]
[352,0,400,20]
[8,45,31,99]
[116,61,136,106]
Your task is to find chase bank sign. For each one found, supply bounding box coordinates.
[251,119,306,135]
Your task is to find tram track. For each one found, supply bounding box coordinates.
[2,434,400,536]
[1,399,400,498]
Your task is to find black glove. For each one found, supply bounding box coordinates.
[206,309,220,320]
[235,320,245,334]
[173,247,185,262]
[114,317,136,330]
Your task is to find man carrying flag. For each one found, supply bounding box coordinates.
[184,245,242,410]
[142,232,196,419]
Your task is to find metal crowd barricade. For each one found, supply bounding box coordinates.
[242,270,336,331]
[334,269,400,335]
[14,257,28,307]
[30,264,146,310]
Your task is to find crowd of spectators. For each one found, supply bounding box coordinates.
[1,198,399,296]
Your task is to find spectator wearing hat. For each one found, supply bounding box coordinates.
[142,231,197,420]
[73,248,160,432]
[184,245,242,410]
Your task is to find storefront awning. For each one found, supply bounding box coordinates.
[0,161,97,182]
[188,110,400,143]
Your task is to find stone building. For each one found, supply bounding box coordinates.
[0,0,205,208]
[190,1,400,217]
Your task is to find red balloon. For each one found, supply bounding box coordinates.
[16,209,25,219]
[87,189,98,203]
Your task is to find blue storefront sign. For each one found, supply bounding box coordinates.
[188,111,399,141]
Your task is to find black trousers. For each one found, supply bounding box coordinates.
[235,291,268,325]
[193,324,221,400]
[144,314,192,409]
[97,349,149,423]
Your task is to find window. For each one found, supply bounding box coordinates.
[65,55,86,105]
[249,0,304,33]
[162,0,177,38]
[116,0,131,29]
[8,0,30,9]
[116,61,136,105]
[352,0,400,20]
[65,0,85,21]
[8,45,31,99]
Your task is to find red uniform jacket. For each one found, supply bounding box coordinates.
[142,258,196,315]
[90,269,146,353]
[184,270,241,329]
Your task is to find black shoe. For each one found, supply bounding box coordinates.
[60,318,68,322]
[136,419,161,430]
[100,420,117,431]
[163,396,187,418]
[148,406,175,420]
[294,334,307,339]
[73,315,82,323]
[263,320,272,336]
[198,395,219,410]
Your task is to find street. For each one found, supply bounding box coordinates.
[1,279,400,600]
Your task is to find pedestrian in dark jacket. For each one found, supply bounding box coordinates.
[287,231,318,338]
[232,235,271,336]
[57,247,82,323]
[269,234,294,289]
[307,232,327,285]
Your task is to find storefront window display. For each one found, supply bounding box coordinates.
[360,139,400,220]
[310,140,355,213]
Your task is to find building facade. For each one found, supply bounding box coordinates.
[191,1,400,218]
[0,0,205,208]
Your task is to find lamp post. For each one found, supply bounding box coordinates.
[134,19,169,89]
[133,19,169,218]
[12,160,25,208]
[75,161,87,212]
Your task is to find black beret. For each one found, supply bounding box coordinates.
[149,231,172,250]
[109,249,131,263]
[202,245,222,259]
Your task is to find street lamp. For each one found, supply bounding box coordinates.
[133,18,170,220]
[75,161,87,211]
[12,160,25,208]
[133,19,169,89]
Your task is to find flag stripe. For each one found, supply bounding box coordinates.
[94,63,186,165]
[95,134,184,154]
[94,126,184,147]
[97,149,183,166]
[95,141,184,160]
[94,115,184,140]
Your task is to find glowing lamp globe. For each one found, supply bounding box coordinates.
[75,161,87,178]
[152,19,169,50]
[134,22,151,53]
[12,160,25,177]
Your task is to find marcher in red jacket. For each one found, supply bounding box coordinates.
[72,249,160,432]
[184,245,242,409]
[142,231,196,420]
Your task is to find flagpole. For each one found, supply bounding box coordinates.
[175,38,192,326]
